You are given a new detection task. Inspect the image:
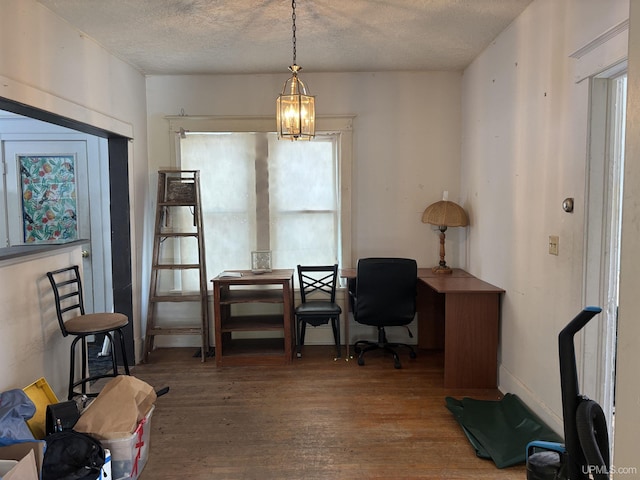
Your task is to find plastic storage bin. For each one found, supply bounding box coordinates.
[99,406,154,480]
[99,449,111,480]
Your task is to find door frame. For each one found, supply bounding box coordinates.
[582,70,626,442]
[0,97,135,363]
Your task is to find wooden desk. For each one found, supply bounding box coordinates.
[212,269,295,366]
[340,268,504,388]
[418,268,504,388]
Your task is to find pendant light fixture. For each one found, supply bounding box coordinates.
[276,0,315,141]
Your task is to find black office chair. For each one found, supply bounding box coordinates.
[47,265,130,400]
[295,264,342,359]
[350,257,418,369]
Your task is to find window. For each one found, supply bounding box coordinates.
[166,116,353,289]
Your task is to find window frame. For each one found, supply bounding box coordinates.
[165,115,354,269]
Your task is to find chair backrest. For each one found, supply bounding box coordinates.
[297,264,339,303]
[46,265,85,336]
[353,257,417,327]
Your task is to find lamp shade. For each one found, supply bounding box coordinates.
[421,200,468,227]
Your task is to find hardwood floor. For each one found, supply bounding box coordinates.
[133,346,527,479]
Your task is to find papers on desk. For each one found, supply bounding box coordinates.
[218,271,243,278]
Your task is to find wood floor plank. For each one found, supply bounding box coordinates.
[133,347,528,479]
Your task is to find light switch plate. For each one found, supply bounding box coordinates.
[549,235,559,255]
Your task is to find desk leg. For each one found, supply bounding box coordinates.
[283,276,294,364]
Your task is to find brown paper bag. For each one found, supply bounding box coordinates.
[73,376,157,440]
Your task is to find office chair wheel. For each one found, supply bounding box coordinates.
[394,357,402,369]
[409,350,417,359]
[357,356,365,366]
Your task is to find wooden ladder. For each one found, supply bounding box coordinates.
[143,170,210,362]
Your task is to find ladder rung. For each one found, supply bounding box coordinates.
[153,264,201,270]
[151,294,203,302]
[159,201,196,207]
[147,327,203,336]
[158,232,199,238]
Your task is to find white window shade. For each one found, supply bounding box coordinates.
[176,131,341,291]
[178,133,257,291]
[269,135,338,267]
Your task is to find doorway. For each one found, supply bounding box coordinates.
[0,98,135,364]
[583,69,627,448]
[0,108,117,307]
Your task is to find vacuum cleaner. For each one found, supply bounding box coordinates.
[526,306,611,480]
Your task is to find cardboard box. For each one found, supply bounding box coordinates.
[0,441,45,480]
[0,450,37,480]
[100,406,154,480]
[0,460,19,475]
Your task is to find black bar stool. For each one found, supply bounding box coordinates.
[47,265,130,400]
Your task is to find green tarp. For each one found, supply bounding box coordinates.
[446,393,563,468]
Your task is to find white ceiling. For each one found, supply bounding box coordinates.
[36,0,532,75]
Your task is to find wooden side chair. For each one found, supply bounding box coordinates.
[47,265,130,400]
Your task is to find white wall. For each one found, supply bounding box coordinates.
[146,72,462,263]
[461,0,630,450]
[0,0,148,384]
[0,247,83,401]
[145,72,463,346]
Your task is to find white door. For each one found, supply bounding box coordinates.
[3,140,97,311]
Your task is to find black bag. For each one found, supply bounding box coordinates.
[42,430,105,480]
[46,400,81,435]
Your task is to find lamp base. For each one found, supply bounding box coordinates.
[432,265,453,275]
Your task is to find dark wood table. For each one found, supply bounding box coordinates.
[340,267,504,388]
[212,269,295,366]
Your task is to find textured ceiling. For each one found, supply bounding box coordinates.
[36,0,532,75]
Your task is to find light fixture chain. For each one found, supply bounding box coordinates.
[291,0,297,65]
[277,0,315,141]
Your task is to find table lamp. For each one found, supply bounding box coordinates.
[422,195,468,274]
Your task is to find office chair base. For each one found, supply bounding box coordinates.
[353,340,416,369]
